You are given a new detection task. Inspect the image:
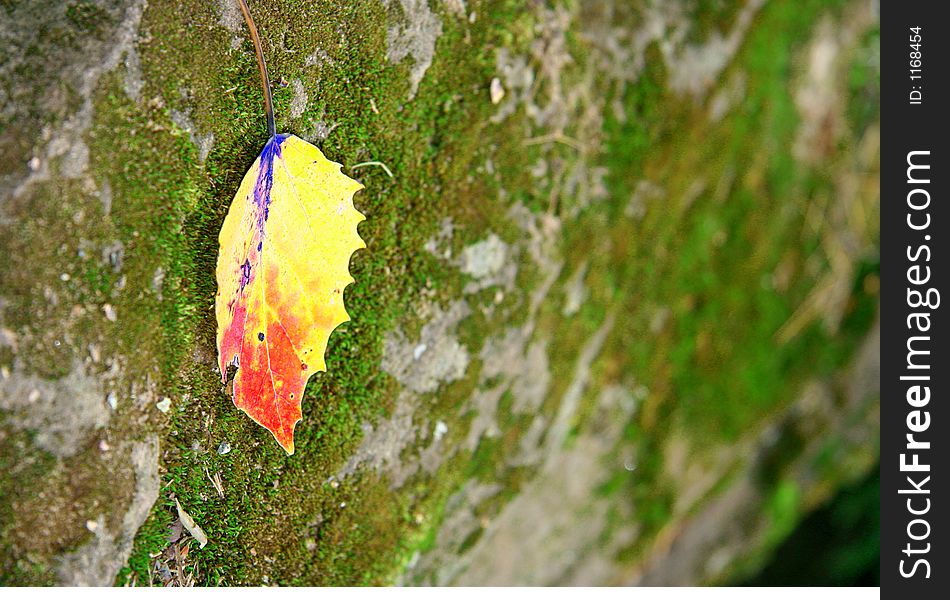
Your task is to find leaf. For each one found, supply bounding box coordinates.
[174,498,208,549]
[215,134,365,454]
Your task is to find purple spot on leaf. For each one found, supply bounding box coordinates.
[238,259,251,290]
[252,134,288,232]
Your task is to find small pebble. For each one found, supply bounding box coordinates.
[490,77,505,104]
[155,397,172,413]
[434,421,448,442]
[413,343,428,360]
[106,391,117,410]
[217,441,231,455]
[85,520,98,532]
[102,303,117,322]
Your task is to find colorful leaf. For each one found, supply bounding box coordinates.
[215,134,365,454]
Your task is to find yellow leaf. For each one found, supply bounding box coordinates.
[215,134,365,454]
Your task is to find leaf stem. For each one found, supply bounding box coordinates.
[237,0,276,138]
[350,161,395,179]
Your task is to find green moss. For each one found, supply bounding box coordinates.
[764,481,802,552]
[846,28,881,138]
[740,467,880,585]
[0,428,59,585]
[115,503,174,586]
[586,0,876,566]
[683,0,746,46]
[64,2,112,36]
[109,0,549,586]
